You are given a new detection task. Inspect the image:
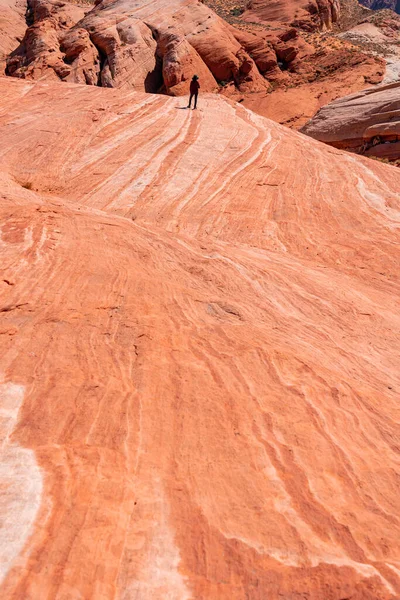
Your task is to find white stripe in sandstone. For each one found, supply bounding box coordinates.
[0,381,43,583]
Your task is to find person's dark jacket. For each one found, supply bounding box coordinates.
[190,79,200,95]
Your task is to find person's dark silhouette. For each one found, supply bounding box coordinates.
[188,75,200,109]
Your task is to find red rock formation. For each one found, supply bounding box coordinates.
[6,0,88,81]
[223,34,385,128]
[0,0,27,71]
[2,0,386,130]
[301,81,400,160]
[201,1,385,128]
[243,0,340,30]
[7,0,276,93]
[1,77,400,599]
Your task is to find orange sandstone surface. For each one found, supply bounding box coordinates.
[1,77,400,599]
[0,0,26,69]
[243,0,340,30]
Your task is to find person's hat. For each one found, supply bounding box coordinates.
[193,74,199,80]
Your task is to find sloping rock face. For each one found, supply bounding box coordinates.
[243,0,340,30]
[301,82,400,160]
[1,77,400,599]
[6,0,280,93]
[0,0,27,71]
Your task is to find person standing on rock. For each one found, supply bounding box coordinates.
[188,75,200,110]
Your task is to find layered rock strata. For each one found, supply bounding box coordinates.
[1,77,400,599]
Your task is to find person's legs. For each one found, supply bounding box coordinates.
[193,93,198,109]
[188,93,193,108]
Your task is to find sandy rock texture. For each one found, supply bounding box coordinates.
[6,0,281,93]
[1,77,400,599]
[3,0,386,128]
[226,35,385,128]
[243,0,340,30]
[339,12,400,86]
[6,0,88,82]
[202,0,386,128]
[0,0,26,71]
[301,81,400,160]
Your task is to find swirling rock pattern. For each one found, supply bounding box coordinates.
[1,77,400,599]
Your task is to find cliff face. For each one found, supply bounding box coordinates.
[1,77,400,600]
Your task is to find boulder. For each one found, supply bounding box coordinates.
[301,81,400,159]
